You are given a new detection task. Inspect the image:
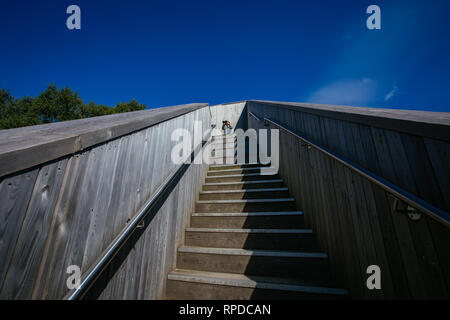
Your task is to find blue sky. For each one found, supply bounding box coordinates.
[1,0,449,111]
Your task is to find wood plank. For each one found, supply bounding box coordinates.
[31,151,88,298]
[370,184,412,298]
[248,100,450,142]
[423,138,450,211]
[370,127,429,298]
[0,168,39,290]
[81,142,117,272]
[384,130,448,298]
[0,158,68,299]
[319,117,362,294]
[0,103,209,178]
[332,119,374,299]
[349,122,396,298]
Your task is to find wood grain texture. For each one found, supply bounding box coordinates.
[0,103,209,178]
[1,99,448,300]
[247,101,450,299]
[248,100,450,142]
[0,169,38,290]
[0,106,210,299]
[0,159,68,299]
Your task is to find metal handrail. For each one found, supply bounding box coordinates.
[64,135,210,300]
[249,111,262,122]
[248,111,450,227]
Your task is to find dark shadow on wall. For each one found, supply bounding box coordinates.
[235,104,248,132]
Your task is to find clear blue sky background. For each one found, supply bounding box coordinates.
[1,0,449,111]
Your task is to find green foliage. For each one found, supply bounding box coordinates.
[114,99,146,113]
[0,85,147,130]
[0,90,40,129]
[83,101,114,117]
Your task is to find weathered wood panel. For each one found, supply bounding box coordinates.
[1,159,68,299]
[0,169,39,291]
[247,100,450,299]
[0,104,211,299]
[0,103,209,178]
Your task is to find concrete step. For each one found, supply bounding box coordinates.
[176,247,330,281]
[199,188,289,200]
[211,137,236,144]
[202,179,284,191]
[209,160,237,166]
[209,151,236,158]
[185,228,316,250]
[209,163,270,171]
[166,269,349,300]
[190,211,304,229]
[195,198,296,213]
[209,152,254,161]
[210,141,236,147]
[205,173,280,183]
[208,156,237,165]
[208,153,262,165]
[209,141,236,149]
[210,148,238,156]
[207,167,275,176]
[212,133,236,137]
[212,133,236,139]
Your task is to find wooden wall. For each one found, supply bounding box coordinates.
[0,105,211,299]
[247,100,450,299]
[210,102,248,136]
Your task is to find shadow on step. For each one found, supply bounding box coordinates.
[238,200,343,299]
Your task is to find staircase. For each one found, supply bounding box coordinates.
[166,134,349,299]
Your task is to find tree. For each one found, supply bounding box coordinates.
[33,85,59,123]
[114,99,146,113]
[83,101,114,117]
[33,85,84,122]
[0,86,147,130]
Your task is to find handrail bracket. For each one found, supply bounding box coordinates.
[393,198,422,221]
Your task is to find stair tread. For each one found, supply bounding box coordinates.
[209,162,261,168]
[200,188,288,194]
[210,141,236,145]
[207,166,274,173]
[186,228,312,233]
[192,211,303,217]
[178,246,327,258]
[168,269,348,296]
[203,179,283,186]
[168,151,344,299]
[209,156,237,159]
[211,138,236,141]
[210,140,236,144]
[210,145,236,149]
[212,134,236,137]
[206,173,278,179]
[197,198,295,204]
